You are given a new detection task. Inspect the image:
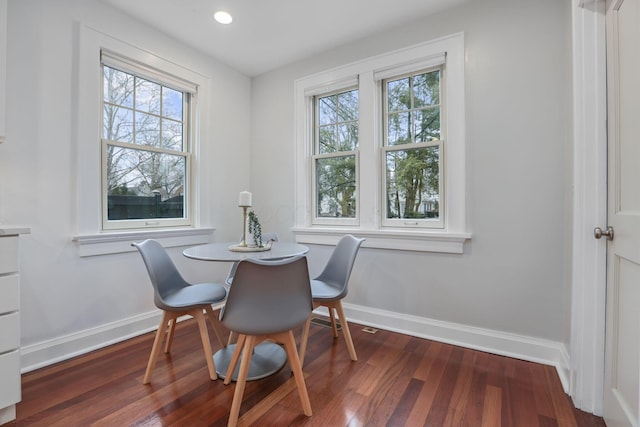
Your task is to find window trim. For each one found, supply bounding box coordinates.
[75,25,214,256]
[294,32,470,253]
[100,54,196,230]
[312,86,360,226]
[381,66,444,229]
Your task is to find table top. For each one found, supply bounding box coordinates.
[183,241,309,262]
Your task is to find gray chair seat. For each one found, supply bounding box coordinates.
[309,279,344,301]
[159,283,228,310]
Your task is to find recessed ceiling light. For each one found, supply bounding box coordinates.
[214,11,233,24]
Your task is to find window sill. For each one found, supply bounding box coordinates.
[72,227,215,257]
[292,227,471,254]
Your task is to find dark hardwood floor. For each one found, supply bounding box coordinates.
[13,313,606,426]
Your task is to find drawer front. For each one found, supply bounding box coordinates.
[0,275,19,314]
[0,236,18,274]
[0,350,21,408]
[0,313,19,353]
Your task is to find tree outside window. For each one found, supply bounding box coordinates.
[102,65,189,226]
[384,69,442,221]
[314,89,358,219]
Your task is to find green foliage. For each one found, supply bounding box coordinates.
[385,69,441,220]
[316,89,359,218]
[316,155,356,217]
[109,184,137,196]
[386,146,439,219]
[247,211,263,247]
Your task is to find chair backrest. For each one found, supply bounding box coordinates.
[132,239,190,309]
[226,232,281,285]
[314,235,365,299]
[220,255,312,335]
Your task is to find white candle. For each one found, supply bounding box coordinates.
[238,191,252,207]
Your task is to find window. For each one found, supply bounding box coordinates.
[294,33,469,253]
[383,68,443,228]
[101,53,194,230]
[313,88,359,223]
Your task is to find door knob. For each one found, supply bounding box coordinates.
[594,226,614,241]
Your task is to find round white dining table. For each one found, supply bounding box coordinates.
[183,241,309,263]
[183,241,309,381]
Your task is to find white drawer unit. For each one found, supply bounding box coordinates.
[0,351,19,410]
[0,275,18,315]
[0,312,19,354]
[0,226,30,425]
[0,236,18,274]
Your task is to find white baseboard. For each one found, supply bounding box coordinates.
[20,310,163,373]
[0,405,16,425]
[20,301,227,374]
[21,303,571,395]
[315,303,571,393]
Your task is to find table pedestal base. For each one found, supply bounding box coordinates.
[214,342,287,381]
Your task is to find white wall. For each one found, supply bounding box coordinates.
[0,0,251,369]
[0,0,575,383]
[251,0,573,376]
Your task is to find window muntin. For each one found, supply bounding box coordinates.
[383,68,443,227]
[102,64,192,230]
[313,89,359,222]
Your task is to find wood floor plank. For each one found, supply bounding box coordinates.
[12,314,606,427]
[442,349,477,426]
[424,345,465,425]
[404,343,454,426]
[481,385,502,427]
[462,353,488,425]
[531,361,557,420]
[545,364,580,427]
[507,361,540,427]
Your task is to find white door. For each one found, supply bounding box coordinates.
[603,0,640,426]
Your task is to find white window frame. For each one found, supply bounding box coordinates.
[73,26,213,256]
[293,33,470,253]
[100,52,195,230]
[312,86,360,226]
[381,65,445,229]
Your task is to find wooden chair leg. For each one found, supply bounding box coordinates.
[334,301,357,361]
[224,334,246,385]
[299,315,312,367]
[328,306,339,338]
[164,319,176,353]
[205,305,227,348]
[227,331,239,346]
[144,311,173,384]
[191,308,217,381]
[281,331,312,416]
[227,335,256,427]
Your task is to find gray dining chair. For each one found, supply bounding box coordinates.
[299,234,365,366]
[132,239,228,384]
[220,255,313,427]
[224,232,280,286]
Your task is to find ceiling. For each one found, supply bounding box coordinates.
[98,0,470,77]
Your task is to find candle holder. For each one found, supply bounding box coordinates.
[238,205,249,247]
[229,204,272,252]
[230,191,271,252]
